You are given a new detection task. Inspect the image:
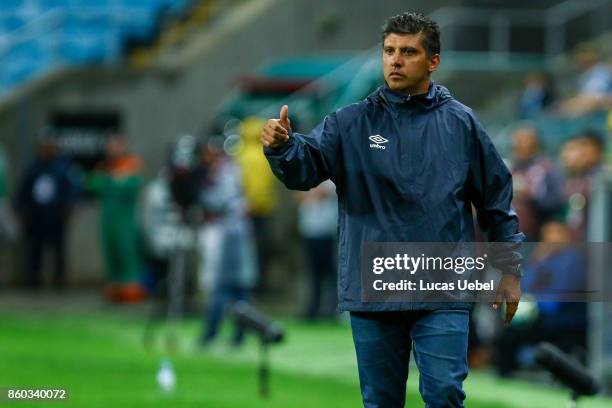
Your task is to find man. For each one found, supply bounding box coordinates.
[495,219,587,377]
[235,117,279,291]
[261,12,524,408]
[517,71,555,120]
[559,129,606,242]
[560,43,612,116]
[87,134,144,302]
[510,126,564,241]
[197,137,257,346]
[296,179,338,320]
[15,132,78,288]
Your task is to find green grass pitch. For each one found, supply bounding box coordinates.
[0,310,610,407]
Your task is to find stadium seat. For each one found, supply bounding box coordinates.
[74,0,113,9]
[166,0,193,14]
[0,15,27,35]
[0,39,53,89]
[36,0,75,10]
[3,40,47,61]
[0,0,194,94]
[116,0,163,11]
[58,15,120,62]
[1,0,26,11]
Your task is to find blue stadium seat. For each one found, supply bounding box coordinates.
[119,14,157,41]
[0,39,53,89]
[58,34,113,63]
[5,60,50,88]
[0,0,193,94]
[115,0,162,10]
[73,0,113,8]
[0,15,27,34]
[3,40,45,60]
[1,0,26,11]
[36,0,75,10]
[165,0,192,14]
[58,15,116,62]
[1,62,36,88]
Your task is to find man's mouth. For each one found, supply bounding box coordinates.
[389,72,404,78]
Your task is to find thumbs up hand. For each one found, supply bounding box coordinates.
[279,105,291,131]
[261,105,292,148]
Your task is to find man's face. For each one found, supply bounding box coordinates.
[581,138,602,169]
[512,128,539,161]
[560,139,587,174]
[574,49,598,71]
[541,222,571,244]
[382,33,439,95]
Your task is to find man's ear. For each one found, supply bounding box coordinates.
[428,54,440,73]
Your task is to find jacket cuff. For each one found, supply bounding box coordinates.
[263,135,295,157]
[501,265,523,278]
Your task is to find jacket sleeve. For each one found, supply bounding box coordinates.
[264,112,341,191]
[466,114,525,275]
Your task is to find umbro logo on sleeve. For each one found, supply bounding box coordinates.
[369,135,388,150]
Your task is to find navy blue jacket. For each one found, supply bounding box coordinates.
[16,157,78,234]
[265,82,524,311]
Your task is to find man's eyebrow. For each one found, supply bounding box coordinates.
[399,46,419,52]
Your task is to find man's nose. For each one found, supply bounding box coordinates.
[390,52,402,66]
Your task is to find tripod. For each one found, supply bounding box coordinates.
[143,215,197,353]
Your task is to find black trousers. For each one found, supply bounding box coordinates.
[24,227,66,288]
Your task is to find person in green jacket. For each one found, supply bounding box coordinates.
[88,134,145,303]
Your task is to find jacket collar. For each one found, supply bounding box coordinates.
[370,81,452,112]
[380,81,432,104]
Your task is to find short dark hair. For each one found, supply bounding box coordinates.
[381,12,440,56]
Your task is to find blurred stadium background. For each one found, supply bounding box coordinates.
[1,0,612,406]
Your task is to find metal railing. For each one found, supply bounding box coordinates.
[430,0,612,63]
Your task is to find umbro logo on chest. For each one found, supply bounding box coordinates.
[369,134,388,150]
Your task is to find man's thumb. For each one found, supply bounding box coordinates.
[280,105,290,129]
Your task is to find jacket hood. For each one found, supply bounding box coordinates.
[368,81,453,111]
